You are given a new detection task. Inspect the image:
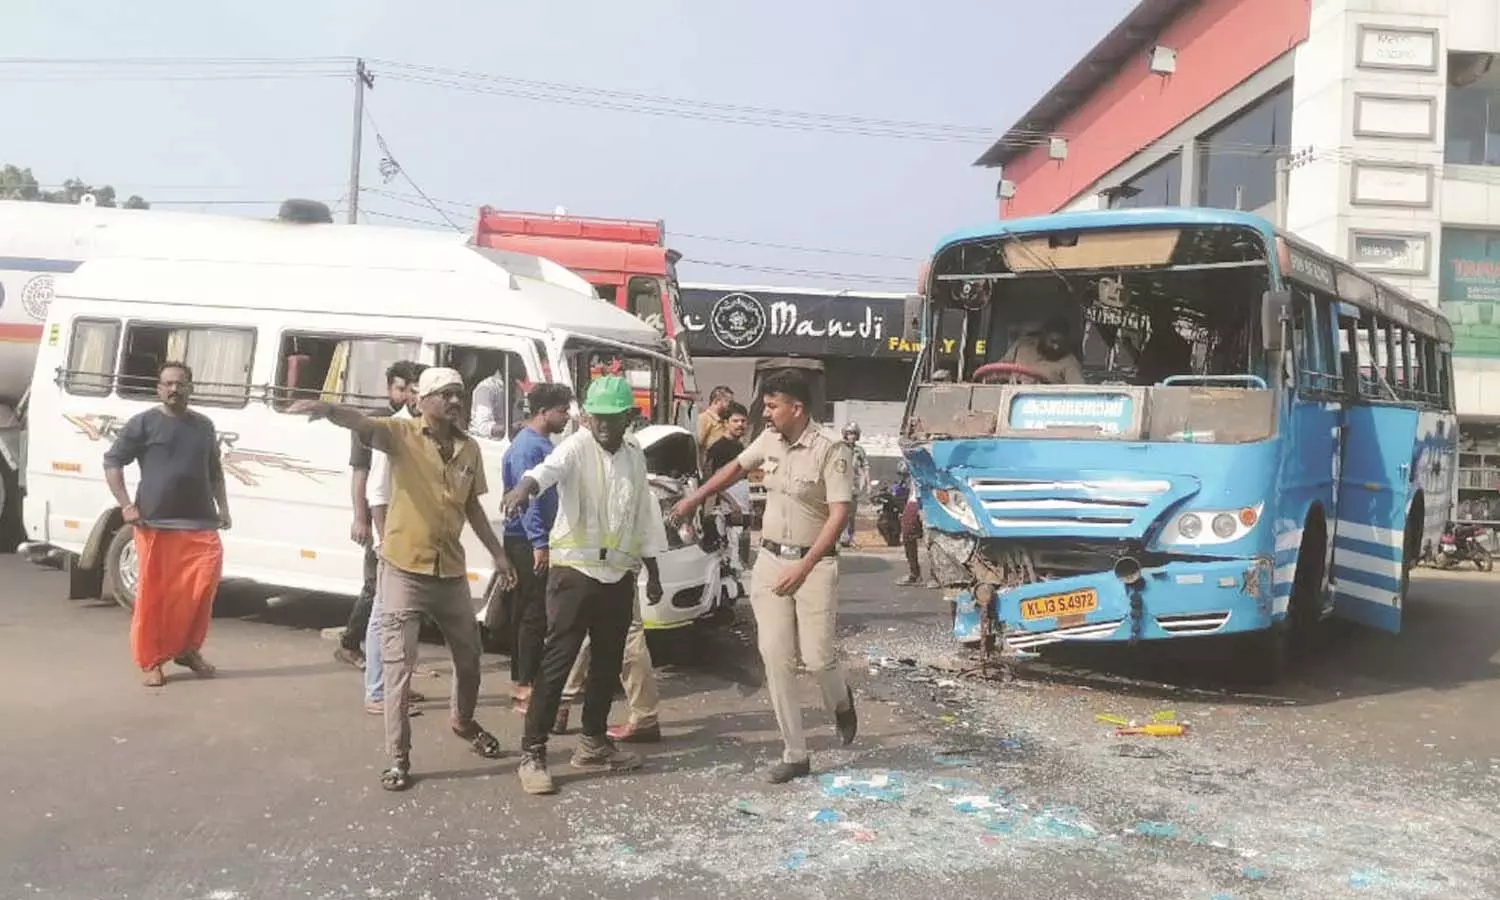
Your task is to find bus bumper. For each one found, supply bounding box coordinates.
[953,556,1276,650]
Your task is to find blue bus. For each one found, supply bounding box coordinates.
[902,207,1456,681]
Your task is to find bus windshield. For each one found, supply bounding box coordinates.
[926,224,1270,388]
[911,223,1278,446]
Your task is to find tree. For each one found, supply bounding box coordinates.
[0,164,149,209]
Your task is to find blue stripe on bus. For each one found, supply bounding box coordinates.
[1333,595,1400,632]
[1333,536,1405,562]
[1331,565,1402,592]
[0,256,83,273]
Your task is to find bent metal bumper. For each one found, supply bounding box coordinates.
[952,556,1275,650]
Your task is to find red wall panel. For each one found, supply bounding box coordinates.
[1000,0,1309,218]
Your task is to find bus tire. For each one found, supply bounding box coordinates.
[0,463,22,554]
[103,524,140,612]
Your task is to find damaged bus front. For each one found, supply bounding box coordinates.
[903,208,1456,682]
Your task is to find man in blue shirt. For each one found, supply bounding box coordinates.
[500,382,575,713]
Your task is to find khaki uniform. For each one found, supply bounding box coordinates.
[736,423,854,764]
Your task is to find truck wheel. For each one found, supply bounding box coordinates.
[0,464,21,554]
[103,524,140,611]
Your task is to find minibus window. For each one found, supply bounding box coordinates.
[64,318,121,397]
[273,333,421,411]
[118,323,255,408]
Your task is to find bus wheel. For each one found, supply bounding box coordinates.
[103,524,140,611]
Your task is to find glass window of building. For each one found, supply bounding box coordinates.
[1446,53,1500,166]
[1105,152,1181,208]
[1196,82,1292,213]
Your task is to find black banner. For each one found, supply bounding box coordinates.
[679,287,917,358]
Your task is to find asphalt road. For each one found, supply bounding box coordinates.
[2,551,1499,900]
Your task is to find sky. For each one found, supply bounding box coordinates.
[1,0,1136,291]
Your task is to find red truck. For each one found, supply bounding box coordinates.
[474,207,696,422]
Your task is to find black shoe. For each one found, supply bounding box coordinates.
[767,759,812,784]
[835,686,858,746]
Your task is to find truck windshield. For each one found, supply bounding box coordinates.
[563,339,675,426]
[925,225,1270,388]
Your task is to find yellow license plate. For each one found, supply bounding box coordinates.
[1020,589,1098,622]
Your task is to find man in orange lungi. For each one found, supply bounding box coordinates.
[104,361,232,687]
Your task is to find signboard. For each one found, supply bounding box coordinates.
[683,286,945,358]
[1351,231,1429,275]
[1356,26,1439,72]
[1008,394,1135,436]
[1440,228,1500,357]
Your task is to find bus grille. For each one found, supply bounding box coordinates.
[967,477,1171,531]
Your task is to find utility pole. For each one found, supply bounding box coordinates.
[347,58,374,224]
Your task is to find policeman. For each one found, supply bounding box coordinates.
[671,370,857,783]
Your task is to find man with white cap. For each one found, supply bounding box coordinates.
[290,367,516,792]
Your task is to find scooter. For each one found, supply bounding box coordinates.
[1437,522,1494,572]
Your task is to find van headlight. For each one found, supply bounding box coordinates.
[933,488,980,531]
[1162,504,1261,547]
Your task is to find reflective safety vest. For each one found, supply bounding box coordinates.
[548,433,650,577]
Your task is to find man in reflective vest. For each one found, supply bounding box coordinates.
[501,374,666,796]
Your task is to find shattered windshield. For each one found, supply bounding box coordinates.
[924,225,1271,388]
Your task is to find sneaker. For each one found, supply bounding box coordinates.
[517,749,556,795]
[364,699,422,717]
[895,574,920,587]
[835,686,858,746]
[571,735,643,772]
[606,720,662,744]
[767,759,812,784]
[925,577,941,589]
[334,646,365,669]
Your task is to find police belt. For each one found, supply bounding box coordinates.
[761,540,837,562]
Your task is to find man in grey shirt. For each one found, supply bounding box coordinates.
[103,361,231,688]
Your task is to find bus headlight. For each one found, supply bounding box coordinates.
[1163,504,1261,547]
[933,489,979,531]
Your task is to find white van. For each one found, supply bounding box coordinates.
[22,231,738,635]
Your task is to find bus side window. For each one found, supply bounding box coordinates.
[1293,289,1339,394]
[118,322,256,408]
[64,318,122,397]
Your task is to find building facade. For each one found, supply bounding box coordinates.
[983,0,1500,524]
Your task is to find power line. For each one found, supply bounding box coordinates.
[360,104,462,230]
[363,187,922,264]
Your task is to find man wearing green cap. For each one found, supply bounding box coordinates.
[501,374,666,795]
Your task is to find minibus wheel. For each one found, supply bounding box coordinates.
[103,524,140,611]
[0,465,21,553]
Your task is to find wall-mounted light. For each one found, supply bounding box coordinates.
[1148,45,1177,76]
[997,179,1017,200]
[1048,137,1069,161]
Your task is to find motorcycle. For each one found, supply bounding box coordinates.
[1437,522,1494,572]
[871,478,909,547]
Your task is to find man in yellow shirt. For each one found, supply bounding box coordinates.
[290,368,515,792]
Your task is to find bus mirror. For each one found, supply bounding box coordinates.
[1261,290,1291,353]
[903,294,924,344]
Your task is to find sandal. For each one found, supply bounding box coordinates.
[453,724,504,759]
[173,652,217,679]
[380,765,413,792]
